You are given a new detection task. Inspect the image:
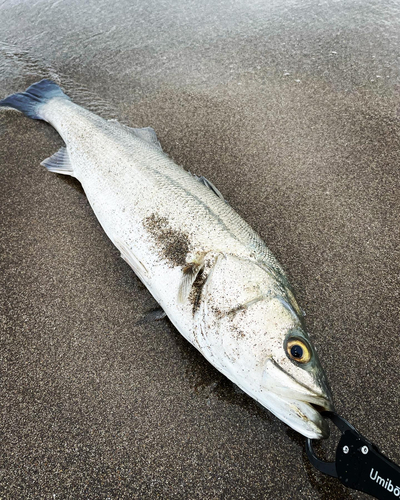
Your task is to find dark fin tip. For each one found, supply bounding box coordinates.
[0,79,69,120]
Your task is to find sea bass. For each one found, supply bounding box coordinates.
[0,80,333,438]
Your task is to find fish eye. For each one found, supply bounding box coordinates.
[286,338,311,364]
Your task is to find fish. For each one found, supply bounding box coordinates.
[0,80,334,439]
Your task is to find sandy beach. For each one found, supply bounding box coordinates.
[1,0,399,498]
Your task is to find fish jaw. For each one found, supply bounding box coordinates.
[193,318,334,439]
[260,392,332,439]
[260,358,334,439]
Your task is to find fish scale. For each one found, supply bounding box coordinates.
[47,97,278,274]
[0,79,334,439]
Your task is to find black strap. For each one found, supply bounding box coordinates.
[306,412,400,499]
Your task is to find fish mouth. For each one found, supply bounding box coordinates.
[261,359,334,439]
[267,395,333,439]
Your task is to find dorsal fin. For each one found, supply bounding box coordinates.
[193,174,226,202]
[108,120,162,151]
[132,126,162,150]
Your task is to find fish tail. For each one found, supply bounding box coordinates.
[0,79,69,120]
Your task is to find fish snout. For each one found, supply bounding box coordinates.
[261,358,334,438]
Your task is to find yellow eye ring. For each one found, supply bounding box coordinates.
[286,338,311,364]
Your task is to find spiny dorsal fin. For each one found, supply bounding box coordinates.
[193,174,227,203]
[109,120,162,151]
[41,147,74,176]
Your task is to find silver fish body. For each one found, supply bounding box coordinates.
[0,80,333,438]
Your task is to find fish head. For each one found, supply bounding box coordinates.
[259,323,334,439]
[197,253,334,439]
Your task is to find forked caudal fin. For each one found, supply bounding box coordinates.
[0,79,69,120]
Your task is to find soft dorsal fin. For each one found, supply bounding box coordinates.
[109,120,162,151]
[193,174,226,202]
[132,126,162,150]
[41,147,74,176]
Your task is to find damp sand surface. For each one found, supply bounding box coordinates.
[0,0,399,498]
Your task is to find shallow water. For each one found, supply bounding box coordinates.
[1,0,399,498]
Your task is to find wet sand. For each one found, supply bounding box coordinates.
[0,0,399,498]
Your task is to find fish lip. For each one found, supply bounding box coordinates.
[295,393,334,413]
[299,396,334,438]
[290,399,332,439]
[264,358,334,406]
[284,394,333,439]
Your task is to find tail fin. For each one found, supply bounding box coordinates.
[0,79,69,120]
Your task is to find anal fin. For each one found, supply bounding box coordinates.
[41,147,74,176]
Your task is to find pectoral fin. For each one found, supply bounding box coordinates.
[177,253,218,310]
[178,261,204,304]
